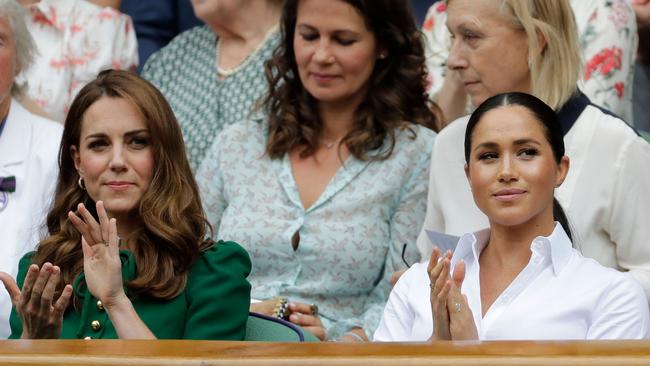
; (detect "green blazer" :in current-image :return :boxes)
[9,241,251,340]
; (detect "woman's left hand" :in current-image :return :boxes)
[68,201,126,308]
[446,261,478,340]
[287,302,326,341]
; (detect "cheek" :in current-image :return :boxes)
[78,154,107,178]
[136,152,155,186]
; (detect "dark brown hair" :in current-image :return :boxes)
[33,70,213,301]
[264,0,439,160]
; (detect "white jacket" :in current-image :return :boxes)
[0,99,62,338]
[417,95,650,301]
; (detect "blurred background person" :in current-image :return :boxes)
[16,0,138,122]
[0,0,62,339]
[197,0,437,341]
[120,0,201,73]
[632,0,650,133]
[416,0,650,301]
[1,70,251,340]
[142,0,283,171]
[422,0,638,128]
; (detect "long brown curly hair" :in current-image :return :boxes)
[32,70,213,301]
[264,0,439,161]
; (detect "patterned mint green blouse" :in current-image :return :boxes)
[196,118,436,339]
[142,26,279,170]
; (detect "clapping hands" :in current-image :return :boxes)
[428,246,478,341]
[68,201,126,309]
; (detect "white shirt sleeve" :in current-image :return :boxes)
[587,274,650,339]
[374,263,426,341]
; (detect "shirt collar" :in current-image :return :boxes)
[450,223,573,276]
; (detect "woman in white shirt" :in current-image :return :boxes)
[374,92,650,341]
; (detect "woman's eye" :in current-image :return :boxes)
[518,148,539,158]
[336,38,356,46]
[87,140,107,150]
[478,152,498,161]
[300,33,318,41]
[130,137,149,149]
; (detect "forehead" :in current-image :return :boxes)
[296,0,369,32]
[447,0,508,28]
[0,16,13,40]
[472,105,547,143]
[80,96,147,135]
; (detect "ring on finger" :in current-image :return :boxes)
[310,304,319,316]
[454,302,461,313]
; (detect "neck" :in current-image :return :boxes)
[483,209,556,269]
[210,2,281,45]
[0,96,11,123]
[317,102,358,142]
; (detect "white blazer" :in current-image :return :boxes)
[0,99,62,338]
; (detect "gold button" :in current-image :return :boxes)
[91,320,101,331]
[84,336,92,340]
[96,300,104,310]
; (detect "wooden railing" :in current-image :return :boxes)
[1,340,649,365]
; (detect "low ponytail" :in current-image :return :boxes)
[553,197,572,241]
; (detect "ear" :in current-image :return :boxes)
[377,45,388,60]
[70,145,82,174]
[464,163,470,181]
[555,155,569,188]
[536,29,548,55]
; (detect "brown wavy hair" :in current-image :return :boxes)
[32,70,213,301]
[264,0,439,160]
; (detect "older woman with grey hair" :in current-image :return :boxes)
[0,0,62,338]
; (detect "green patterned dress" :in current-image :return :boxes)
[142,25,279,171]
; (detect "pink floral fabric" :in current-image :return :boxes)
[18,0,138,121]
[422,0,638,123]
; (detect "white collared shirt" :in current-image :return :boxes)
[374,224,650,341]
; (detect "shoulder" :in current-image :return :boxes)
[577,106,647,152]
[213,119,267,154]
[568,250,646,304]
[11,100,62,151]
[384,124,437,159]
[190,240,252,278]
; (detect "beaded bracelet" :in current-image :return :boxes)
[272,297,290,320]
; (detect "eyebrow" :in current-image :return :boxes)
[83,129,149,141]
[296,24,360,37]
[473,138,542,152]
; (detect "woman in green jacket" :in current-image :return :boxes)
[0,70,251,340]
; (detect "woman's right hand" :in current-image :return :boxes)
[428,247,453,340]
[0,264,73,339]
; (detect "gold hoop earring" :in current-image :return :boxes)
[78,177,86,190]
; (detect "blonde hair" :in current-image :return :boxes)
[446,0,581,110]
[498,0,581,110]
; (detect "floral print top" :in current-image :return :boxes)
[422,0,638,123]
[18,0,138,122]
[196,118,435,340]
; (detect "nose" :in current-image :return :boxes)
[109,145,127,172]
[497,155,518,183]
[313,39,334,64]
[447,37,468,71]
